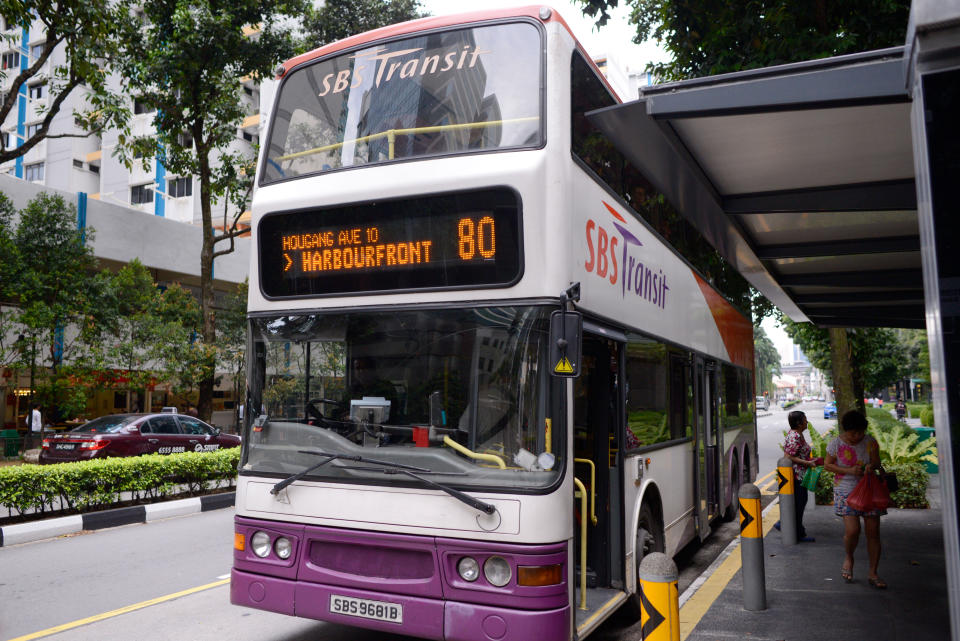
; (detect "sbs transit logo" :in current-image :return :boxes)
[584,201,669,310]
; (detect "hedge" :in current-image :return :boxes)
[0,448,240,520]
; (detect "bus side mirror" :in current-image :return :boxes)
[549,310,582,378]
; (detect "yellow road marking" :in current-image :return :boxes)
[760,476,779,495]
[7,579,230,641]
[754,468,776,486]
[679,504,779,640]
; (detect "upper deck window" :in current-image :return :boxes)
[261,21,543,185]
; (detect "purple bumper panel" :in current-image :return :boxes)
[232,516,571,640]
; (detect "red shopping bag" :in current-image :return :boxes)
[847,473,891,511]
[872,473,893,510]
[846,474,874,511]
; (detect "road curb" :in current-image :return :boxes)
[0,492,235,547]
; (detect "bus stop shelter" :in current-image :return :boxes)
[586,1,959,637]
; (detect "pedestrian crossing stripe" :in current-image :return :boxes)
[554,357,574,374]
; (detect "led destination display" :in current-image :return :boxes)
[259,188,522,298]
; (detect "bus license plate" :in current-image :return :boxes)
[54,443,76,450]
[329,595,403,624]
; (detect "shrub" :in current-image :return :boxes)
[920,407,935,427]
[907,402,928,419]
[812,462,928,508]
[0,448,240,519]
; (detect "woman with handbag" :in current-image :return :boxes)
[824,410,887,589]
[779,410,821,542]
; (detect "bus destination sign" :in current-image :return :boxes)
[259,188,522,298]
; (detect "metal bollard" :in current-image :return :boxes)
[777,456,797,545]
[739,483,766,611]
[637,552,680,641]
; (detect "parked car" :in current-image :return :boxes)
[756,396,769,411]
[39,413,240,464]
[823,402,838,419]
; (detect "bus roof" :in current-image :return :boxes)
[278,5,578,80]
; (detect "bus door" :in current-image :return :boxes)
[572,328,625,612]
[694,357,721,540]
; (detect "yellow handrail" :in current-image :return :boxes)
[443,436,506,469]
[275,116,540,162]
[574,458,598,526]
[573,477,588,610]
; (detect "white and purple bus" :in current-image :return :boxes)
[231,6,757,639]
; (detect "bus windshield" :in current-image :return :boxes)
[261,21,543,184]
[244,306,563,490]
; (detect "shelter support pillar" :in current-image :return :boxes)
[907,5,960,638]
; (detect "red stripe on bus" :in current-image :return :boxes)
[280,6,576,77]
[603,200,627,223]
[692,272,754,370]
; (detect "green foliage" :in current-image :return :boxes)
[577,0,910,82]
[0,0,131,164]
[812,462,929,508]
[299,0,426,52]
[627,410,668,445]
[871,428,937,466]
[0,449,240,519]
[920,407,935,427]
[907,402,928,419]
[753,325,780,396]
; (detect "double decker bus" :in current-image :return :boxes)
[231,6,757,640]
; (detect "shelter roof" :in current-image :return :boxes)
[587,47,921,328]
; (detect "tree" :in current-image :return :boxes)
[753,325,780,396]
[6,193,110,426]
[780,317,909,417]
[577,0,911,81]
[299,0,425,51]
[0,0,130,164]
[217,280,248,431]
[107,0,306,421]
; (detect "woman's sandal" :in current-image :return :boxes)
[868,577,888,590]
[841,567,853,583]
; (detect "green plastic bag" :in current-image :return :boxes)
[801,466,822,491]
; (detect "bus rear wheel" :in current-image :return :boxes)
[622,503,665,620]
[722,459,740,522]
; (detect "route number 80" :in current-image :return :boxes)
[458,216,496,260]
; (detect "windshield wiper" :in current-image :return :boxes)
[270,449,431,495]
[380,467,496,515]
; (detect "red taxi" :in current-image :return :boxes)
[39,413,240,464]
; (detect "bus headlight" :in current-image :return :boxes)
[457,557,480,582]
[274,536,293,560]
[251,531,271,558]
[483,556,511,587]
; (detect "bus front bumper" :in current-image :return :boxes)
[231,568,570,641]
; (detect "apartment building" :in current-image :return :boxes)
[0,14,262,227]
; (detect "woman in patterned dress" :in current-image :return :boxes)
[824,410,887,588]
[783,410,820,541]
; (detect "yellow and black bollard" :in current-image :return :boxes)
[637,552,680,641]
[777,456,797,545]
[739,483,767,611]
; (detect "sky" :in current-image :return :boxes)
[761,315,797,365]
[421,1,670,68]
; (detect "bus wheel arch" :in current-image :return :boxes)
[742,445,752,483]
[623,487,666,619]
[722,450,740,522]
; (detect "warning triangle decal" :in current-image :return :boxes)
[554,357,574,374]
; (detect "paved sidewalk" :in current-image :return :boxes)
[685,476,949,640]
